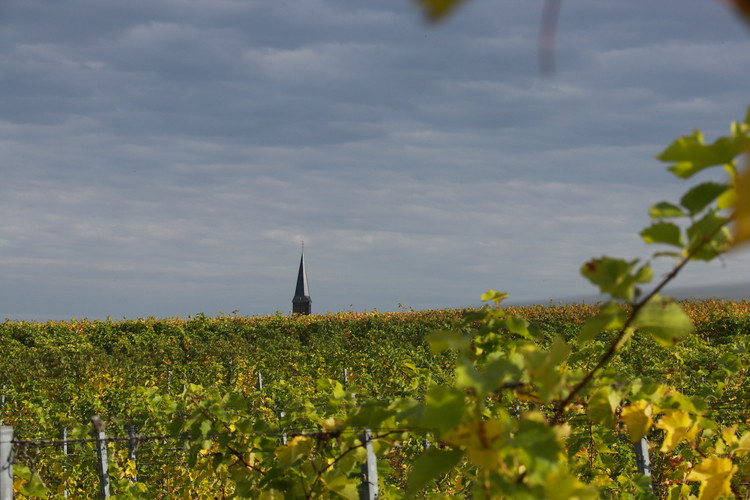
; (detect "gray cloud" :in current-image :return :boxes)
[2,0,750,320]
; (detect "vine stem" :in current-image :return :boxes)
[305,430,400,499]
[188,395,267,475]
[552,221,728,423]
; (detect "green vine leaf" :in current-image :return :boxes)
[422,386,466,434]
[632,296,694,347]
[406,448,463,496]
[586,386,621,428]
[732,162,750,247]
[680,182,730,215]
[658,129,750,179]
[686,210,732,260]
[640,221,684,247]
[649,201,686,219]
[577,302,625,344]
[580,257,644,302]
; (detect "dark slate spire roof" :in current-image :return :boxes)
[293,251,310,300]
[292,245,311,314]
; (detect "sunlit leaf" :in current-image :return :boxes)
[686,457,737,500]
[481,289,509,306]
[735,431,750,457]
[443,419,504,469]
[620,400,654,442]
[658,129,750,179]
[655,411,698,452]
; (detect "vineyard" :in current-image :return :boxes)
[1,301,749,498]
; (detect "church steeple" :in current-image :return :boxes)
[292,244,311,315]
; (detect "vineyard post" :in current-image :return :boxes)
[62,427,69,498]
[634,437,652,491]
[0,386,5,425]
[92,421,111,499]
[278,411,287,445]
[343,368,348,385]
[359,428,378,500]
[0,426,12,500]
[257,372,263,390]
[127,425,138,482]
[166,366,172,394]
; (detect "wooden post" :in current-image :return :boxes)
[257,372,263,390]
[0,426,13,500]
[359,429,378,499]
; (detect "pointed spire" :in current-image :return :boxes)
[292,243,311,315]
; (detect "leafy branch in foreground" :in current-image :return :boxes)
[155,111,749,499]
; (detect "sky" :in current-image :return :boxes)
[2,0,750,320]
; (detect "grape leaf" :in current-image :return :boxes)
[686,457,737,500]
[680,182,729,215]
[640,222,684,247]
[632,296,694,347]
[406,448,463,496]
[620,400,653,442]
[655,411,698,452]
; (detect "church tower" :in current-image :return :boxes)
[292,246,311,315]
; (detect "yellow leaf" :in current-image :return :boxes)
[732,161,750,247]
[620,400,653,442]
[543,472,600,499]
[275,436,312,467]
[686,457,737,500]
[319,417,343,432]
[259,490,285,500]
[735,430,750,457]
[655,411,697,452]
[721,425,738,447]
[443,419,504,470]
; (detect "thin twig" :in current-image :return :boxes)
[553,220,728,422]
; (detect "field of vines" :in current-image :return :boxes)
[0,299,749,499]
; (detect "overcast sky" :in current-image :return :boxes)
[2,0,750,320]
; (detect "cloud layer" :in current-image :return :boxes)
[2,0,750,319]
